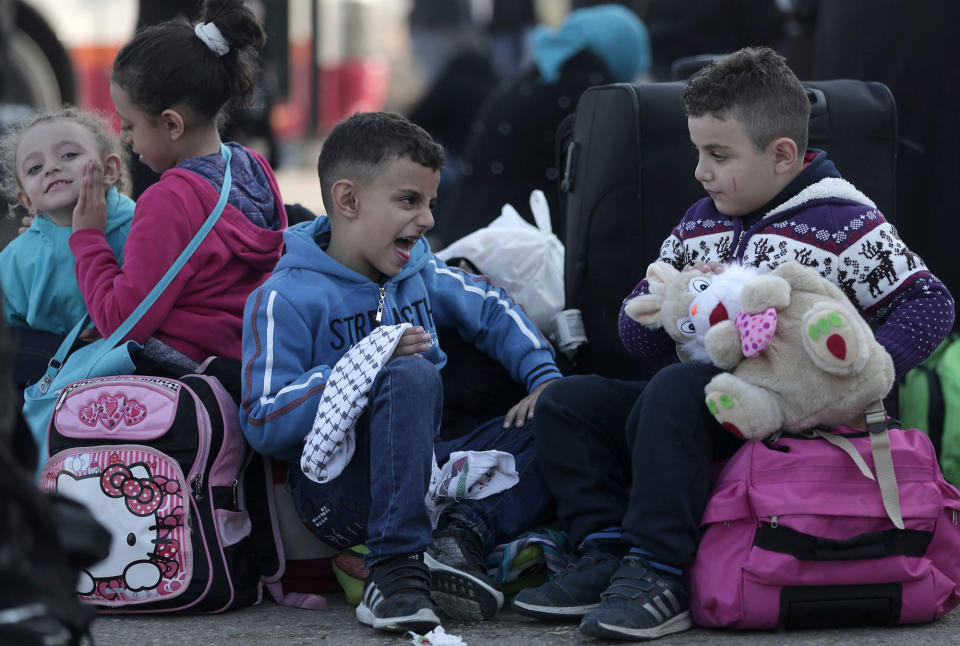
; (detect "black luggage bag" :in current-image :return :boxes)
[560,79,897,380]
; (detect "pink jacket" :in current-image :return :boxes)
[70,149,287,362]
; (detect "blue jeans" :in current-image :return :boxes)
[289,356,551,567]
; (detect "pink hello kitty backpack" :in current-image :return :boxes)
[37,369,291,613]
[690,424,960,629]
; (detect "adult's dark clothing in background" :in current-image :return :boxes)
[487,0,536,77]
[434,50,612,249]
[809,0,959,307]
[407,45,499,165]
[432,4,650,248]
[409,0,472,29]
[643,0,785,80]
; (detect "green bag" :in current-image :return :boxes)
[899,332,960,485]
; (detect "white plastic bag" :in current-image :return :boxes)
[436,190,564,330]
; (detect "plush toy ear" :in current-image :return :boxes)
[624,294,665,326]
[644,261,680,294]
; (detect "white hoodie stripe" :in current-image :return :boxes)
[430,260,543,349]
[259,289,325,406]
[260,290,277,404]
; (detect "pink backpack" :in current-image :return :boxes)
[690,426,960,629]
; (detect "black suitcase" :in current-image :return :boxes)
[560,79,897,380]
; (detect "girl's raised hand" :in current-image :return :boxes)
[72,159,107,232]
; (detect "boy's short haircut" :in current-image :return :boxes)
[681,47,810,155]
[316,112,445,214]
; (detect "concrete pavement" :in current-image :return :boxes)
[89,593,960,646]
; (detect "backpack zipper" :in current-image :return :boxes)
[55,375,179,410]
[183,385,211,501]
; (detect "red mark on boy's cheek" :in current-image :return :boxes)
[733,177,737,192]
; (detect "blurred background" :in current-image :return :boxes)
[0,0,956,297]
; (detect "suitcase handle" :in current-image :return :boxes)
[807,88,828,118]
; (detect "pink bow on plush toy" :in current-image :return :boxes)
[735,308,777,357]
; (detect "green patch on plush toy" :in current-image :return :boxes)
[624,261,894,440]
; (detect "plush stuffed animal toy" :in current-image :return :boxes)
[624,260,894,440]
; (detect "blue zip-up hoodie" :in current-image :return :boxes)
[240,216,562,461]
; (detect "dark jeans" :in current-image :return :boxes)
[533,362,744,566]
[289,355,551,567]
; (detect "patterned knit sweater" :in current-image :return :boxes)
[618,152,955,379]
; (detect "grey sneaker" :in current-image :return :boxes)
[579,555,692,640]
[355,553,442,633]
[511,548,622,620]
[425,522,504,621]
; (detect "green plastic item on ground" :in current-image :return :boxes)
[332,545,370,607]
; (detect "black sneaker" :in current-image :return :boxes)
[579,555,691,640]
[425,522,504,621]
[355,553,442,633]
[511,547,622,620]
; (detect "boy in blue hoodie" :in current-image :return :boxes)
[239,112,562,633]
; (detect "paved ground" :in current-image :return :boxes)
[88,592,960,646]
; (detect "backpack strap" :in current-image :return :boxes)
[864,399,904,529]
[812,399,905,529]
[810,428,875,480]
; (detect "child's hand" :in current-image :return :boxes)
[18,214,34,234]
[503,379,557,429]
[390,326,433,360]
[684,261,725,274]
[72,159,107,232]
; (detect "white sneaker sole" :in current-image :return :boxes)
[511,597,599,619]
[355,604,441,633]
[583,610,692,640]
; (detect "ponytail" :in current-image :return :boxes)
[111,0,266,125]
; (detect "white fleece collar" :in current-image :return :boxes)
[765,177,876,219]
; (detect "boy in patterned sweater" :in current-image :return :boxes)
[513,47,954,640]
